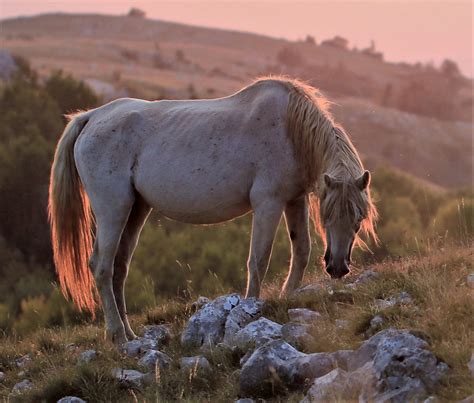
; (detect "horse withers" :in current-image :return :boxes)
[48,77,377,345]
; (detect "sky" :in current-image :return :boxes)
[1,0,472,76]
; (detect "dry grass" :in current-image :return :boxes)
[0,245,472,401]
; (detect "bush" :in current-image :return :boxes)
[432,198,473,240]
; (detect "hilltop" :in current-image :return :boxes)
[1,12,472,188]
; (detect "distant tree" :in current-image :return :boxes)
[276,45,305,67]
[127,7,146,18]
[305,35,316,45]
[440,59,461,77]
[45,70,99,118]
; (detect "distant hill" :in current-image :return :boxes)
[1,13,472,188]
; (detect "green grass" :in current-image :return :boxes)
[0,245,472,401]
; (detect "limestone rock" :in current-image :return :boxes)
[287,308,321,324]
[78,349,97,364]
[180,356,212,377]
[122,337,157,358]
[468,352,474,376]
[234,317,282,353]
[143,325,171,347]
[467,273,474,289]
[57,397,86,403]
[181,294,240,349]
[223,298,264,346]
[0,371,5,382]
[12,379,33,394]
[111,368,151,389]
[138,349,172,372]
[374,291,413,310]
[281,322,315,349]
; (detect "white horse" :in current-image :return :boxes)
[49,77,377,345]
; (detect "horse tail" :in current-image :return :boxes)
[48,111,97,315]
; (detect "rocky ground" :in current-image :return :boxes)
[0,247,473,402]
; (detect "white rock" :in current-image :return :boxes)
[12,379,33,394]
[369,315,385,331]
[335,319,350,329]
[234,317,282,353]
[179,356,212,376]
[78,349,97,364]
[0,371,5,382]
[468,353,474,376]
[467,273,474,289]
[15,354,31,368]
[143,325,171,347]
[281,322,315,348]
[111,368,151,389]
[57,397,86,403]
[122,337,157,358]
[375,292,413,310]
[288,308,321,324]
[181,294,241,349]
[223,298,264,346]
[294,283,325,296]
[138,349,172,372]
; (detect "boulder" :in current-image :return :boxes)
[122,337,157,358]
[287,308,321,324]
[57,397,86,403]
[181,294,240,349]
[143,325,171,347]
[180,356,212,377]
[111,368,152,389]
[12,379,33,394]
[239,340,306,397]
[223,298,264,346]
[281,322,315,349]
[138,349,172,372]
[468,352,474,376]
[78,349,97,364]
[234,317,282,353]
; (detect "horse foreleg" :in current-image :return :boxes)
[245,198,284,298]
[280,196,311,296]
[113,196,151,340]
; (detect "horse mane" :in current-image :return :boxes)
[253,76,378,246]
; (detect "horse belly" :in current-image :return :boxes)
[134,155,253,224]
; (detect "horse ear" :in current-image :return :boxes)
[356,170,370,190]
[324,173,336,189]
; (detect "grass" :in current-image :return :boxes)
[0,244,472,402]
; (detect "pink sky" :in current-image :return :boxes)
[1,0,472,76]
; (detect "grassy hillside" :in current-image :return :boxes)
[0,244,472,401]
[1,13,472,188]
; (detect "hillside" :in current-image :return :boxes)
[0,245,472,401]
[1,13,472,188]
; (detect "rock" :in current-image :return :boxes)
[0,371,5,382]
[239,340,306,397]
[294,283,325,296]
[423,397,440,403]
[12,379,33,394]
[181,294,240,349]
[369,315,385,332]
[373,343,448,401]
[78,349,97,364]
[468,353,474,376]
[15,354,31,368]
[235,399,255,403]
[0,50,17,82]
[347,328,427,371]
[111,368,151,389]
[57,397,86,403]
[234,317,282,353]
[374,291,413,310]
[281,322,315,349]
[143,325,171,347]
[191,296,210,311]
[223,298,264,346]
[467,273,474,289]
[180,356,212,377]
[138,349,172,372]
[355,269,379,284]
[292,352,337,382]
[287,308,321,324]
[459,396,474,403]
[122,337,157,358]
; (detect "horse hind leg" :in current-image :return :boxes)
[113,195,151,340]
[89,188,135,346]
